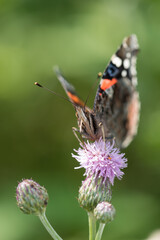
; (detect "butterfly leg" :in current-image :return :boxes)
[98,122,106,142]
[72,127,83,144]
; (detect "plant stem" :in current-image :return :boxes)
[95,223,105,240]
[39,212,63,240]
[88,212,96,240]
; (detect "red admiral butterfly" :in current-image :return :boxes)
[55,35,140,148]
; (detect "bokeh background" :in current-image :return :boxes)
[0,0,160,239]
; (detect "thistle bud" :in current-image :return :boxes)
[78,176,112,212]
[16,179,48,215]
[94,201,115,224]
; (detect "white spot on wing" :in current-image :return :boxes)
[132,77,138,86]
[121,70,127,77]
[130,66,137,76]
[131,56,137,65]
[126,52,131,58]
[112,55,122,67]
[123,59,130,69]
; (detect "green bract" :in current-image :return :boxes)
[94,202,115,224]
[16,179,48,215]
[78,176,112,212]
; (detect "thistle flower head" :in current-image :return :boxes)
[78,175,111,212]
[16,179,48,215]
[94,201,116,224]
[72,138,127,185]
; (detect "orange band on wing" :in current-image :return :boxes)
[100,78,117,91]
[67,91,84,106]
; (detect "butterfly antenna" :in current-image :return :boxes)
[84,72,102,108]
[34,82,75,106]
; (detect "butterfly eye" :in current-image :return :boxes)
[107,64,119,78]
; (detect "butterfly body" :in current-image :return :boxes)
[55,34,140,148]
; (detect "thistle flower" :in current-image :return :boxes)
[94,201,116,224]
[72,138,127,185]
[16,179,48,215]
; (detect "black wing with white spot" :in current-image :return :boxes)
[94,35,140,148]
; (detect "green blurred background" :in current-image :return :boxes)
[0,0,160,239]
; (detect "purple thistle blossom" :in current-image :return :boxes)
[72,138,127,185]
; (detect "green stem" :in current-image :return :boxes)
[88,212,96,240]
[95,223,105,240]
[39,212,63,240]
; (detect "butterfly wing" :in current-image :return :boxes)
[54,67,85,107]
[94,35,140,148]
[55,67,96,140]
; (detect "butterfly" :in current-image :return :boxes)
[55,34,140,149]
